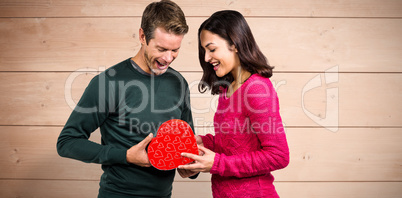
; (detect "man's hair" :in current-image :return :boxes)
[141,0,189,44]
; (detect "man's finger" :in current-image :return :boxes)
[177,168,197,178]
[139,133,153,147]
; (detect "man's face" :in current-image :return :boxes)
[142,27,184,75]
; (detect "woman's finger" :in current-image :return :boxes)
[197,145,212,154]
[181,152,202,161]
[178,163,201,171]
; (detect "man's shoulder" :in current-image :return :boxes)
[165,67,187,81]
[100,58,135,79]
[166,66,181,76]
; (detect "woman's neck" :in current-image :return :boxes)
[227,66,251,97]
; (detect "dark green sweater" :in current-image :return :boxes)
[57,58,194,197]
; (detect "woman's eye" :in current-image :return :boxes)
[210,49,216,52]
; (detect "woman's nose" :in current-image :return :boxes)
[204,53,211,63]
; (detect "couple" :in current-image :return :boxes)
[57,0,289,197]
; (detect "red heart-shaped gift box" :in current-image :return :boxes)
[148,119,198,170]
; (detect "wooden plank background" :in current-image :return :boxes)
[0,0,401,197]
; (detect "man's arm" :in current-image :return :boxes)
[57,74,128,165]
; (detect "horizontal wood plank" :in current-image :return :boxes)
[0,179,401,198]
[274,181,402,198]
[1,0,401,196]
[188,72,402,127]
[1,126,401,182]
[1,18,401,72]
[0,0,401,18]
[0,72,400,127]
[0,179,101,198]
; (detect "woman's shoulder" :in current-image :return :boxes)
[245,74,274,93]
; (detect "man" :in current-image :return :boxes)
[57,1,197,197]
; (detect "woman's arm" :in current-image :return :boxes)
[210,79,290,178]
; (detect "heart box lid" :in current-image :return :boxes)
[147,119,198,170]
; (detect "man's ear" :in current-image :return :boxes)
[139,28,146,45]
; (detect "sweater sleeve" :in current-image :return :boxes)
[200,134,215,152]
[56,74,128,165]
[210,79,289,178]
[181,82,194,133]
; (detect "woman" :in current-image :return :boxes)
[178,10,289,197]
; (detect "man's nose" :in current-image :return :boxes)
[163,51,174,63]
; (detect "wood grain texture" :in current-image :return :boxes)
[0,180,401,198]
[275,182,402,198]
[1,126,400,182]
[0,0,401,17]
[1,18,401,72]
[0,72,400,127]
[0,0,401,197]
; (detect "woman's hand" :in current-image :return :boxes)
[196,135,203,146]
[195,135,205,155]
[178,145,215,173]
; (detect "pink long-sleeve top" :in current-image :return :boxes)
[201,74,290,198]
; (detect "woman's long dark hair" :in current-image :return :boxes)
[198,10,274,95]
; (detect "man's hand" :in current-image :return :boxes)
[126,133,153,167]
[177,166,199,178]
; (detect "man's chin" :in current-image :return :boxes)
[151,68,168,75]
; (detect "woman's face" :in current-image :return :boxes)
[200,30,241,77]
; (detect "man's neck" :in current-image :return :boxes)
[131,50,151,74]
